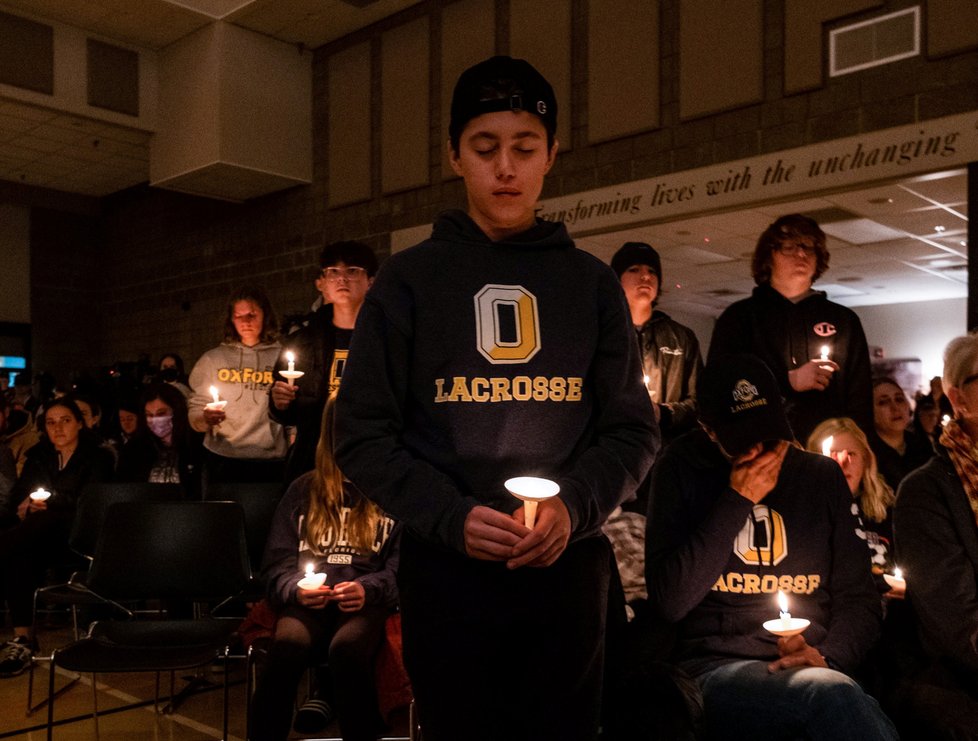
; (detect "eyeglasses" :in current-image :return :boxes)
[322,267,367,282]
[775,240,817,257]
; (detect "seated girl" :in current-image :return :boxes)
[251,396,400,741]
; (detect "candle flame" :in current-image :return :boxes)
[820,345,830,361]
[642,374,650,385]
[821,435,833,457]
[893,567,903,580]
[942,414,951,427]
[777,590,789,614]
[286,351,295,363]
[305,562,314,576]
[209,385,220,403]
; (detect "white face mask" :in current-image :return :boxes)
[146,414,173,440]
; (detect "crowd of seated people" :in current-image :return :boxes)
[0,249,974,739]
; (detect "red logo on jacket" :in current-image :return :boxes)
[813,322,836,337]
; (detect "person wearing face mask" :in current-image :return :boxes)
[117,383,203,498]
[157,353,192,398]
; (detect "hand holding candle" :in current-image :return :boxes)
[29,488,51,502]
[297,562,327,591]
[279,351,305,387]
[884,566,906,593]
[763,590,810,637]
[504,476,560,529]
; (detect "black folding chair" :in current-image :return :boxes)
[28,482,184,715]
[45,500,251,740]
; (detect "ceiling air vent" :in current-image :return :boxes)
[829,6,920,77]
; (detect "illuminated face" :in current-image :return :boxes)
[873,382,911,437]
[769,237,817,289]
[45,404,83,451]
[232,300,264,347]
[449,110,556,242]
[826,430,866,495]
[619,264,660,308]
[315,261,373,308]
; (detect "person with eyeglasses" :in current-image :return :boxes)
[187,285,288,489]
[708,214,873,444]
[269,241,378,488]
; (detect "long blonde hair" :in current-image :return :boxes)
[806,417,894,523]
[304,394,382,552]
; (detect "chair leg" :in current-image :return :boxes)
[92,673,100,740]
[223,647,231,741]
[46,656,55,741]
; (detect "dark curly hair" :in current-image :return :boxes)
[751,214,830,286]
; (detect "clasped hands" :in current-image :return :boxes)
[768,633,828,673]
[463,499,571,569]
[296,581,365,612]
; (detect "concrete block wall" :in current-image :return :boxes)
[27,0,978,379]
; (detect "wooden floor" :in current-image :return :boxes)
[0,616,407,741]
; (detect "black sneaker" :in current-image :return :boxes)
[0,637,33,678]
[293,697,333,734]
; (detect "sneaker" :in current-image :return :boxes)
[0,637,33,678]
[293,697,333,734]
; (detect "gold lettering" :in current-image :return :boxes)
[712,575,729,592]
[263,371,274,384]
[793,575,808,593]
[760,575,778,593]
[566,377,583,401]
[743,574,761,594]
[470,377,490,402]
[550,376,567,401]
[490,377,512,402]
[217,368,231,382]
[512,376,532,401]
[532,376,549,401]
[727,573,742,593]
[242,367,253,383]
[448,377,472,402]
[778,575,794,592]
[807,574,820,594]
[434,378,449,403]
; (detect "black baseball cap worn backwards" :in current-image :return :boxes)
[697,354,794,457]
[449,56,557,146]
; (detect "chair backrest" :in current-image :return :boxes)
[87,501,251,602]
[204,481,283,571]
[69,482,184,559]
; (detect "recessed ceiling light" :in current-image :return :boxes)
[935,225,946,232]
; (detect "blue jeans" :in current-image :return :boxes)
[695,659,898,740]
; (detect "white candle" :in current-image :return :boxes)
[279,351,304,387]
[210,385,220,404]
[884,566,906,591]
[29,488,51,502]
[297,561,327,590]
[894,567,903,581]
[286,351,295,373]
[819,345,830,362]
[504,476,560,529]
[778,590,791,631]
[821,435,833,457]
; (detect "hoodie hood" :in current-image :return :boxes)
[431,209,573,252]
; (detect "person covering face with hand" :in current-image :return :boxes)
[646,354,897,740]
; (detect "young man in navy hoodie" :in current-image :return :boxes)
[646,354,897,739]
[335,57,657,740]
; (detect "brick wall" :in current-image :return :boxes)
[42,0,978,376]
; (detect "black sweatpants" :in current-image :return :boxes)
[398,532,611,741]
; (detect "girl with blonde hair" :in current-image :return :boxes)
[807,417,897,592]
[252,395,400,741]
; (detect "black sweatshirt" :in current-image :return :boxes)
[708,284,873,443]
[646,430,881,676]
[335,210,659,555]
